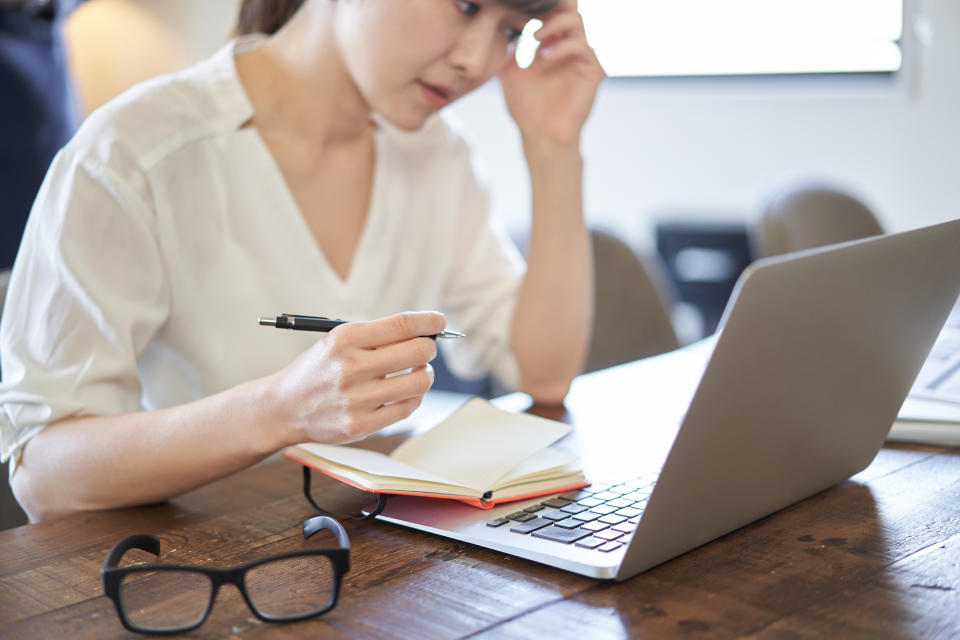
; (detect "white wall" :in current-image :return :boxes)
[449,0,960,250]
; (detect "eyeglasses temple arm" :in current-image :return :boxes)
[302,515,351,550]
[102,534,161,571]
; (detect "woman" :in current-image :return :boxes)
[1,0,603,521]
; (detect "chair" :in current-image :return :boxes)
[655,221,754,337]
[754,184,884,258]
[585,229,679,373]
[1,268,29,529]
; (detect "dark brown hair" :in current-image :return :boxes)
[235,0,560,36]
[236,0,307,35]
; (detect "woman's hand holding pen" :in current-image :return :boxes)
[498,0,604,152]
[267,311,447,445]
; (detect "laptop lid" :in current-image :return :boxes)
[618,217,960,579]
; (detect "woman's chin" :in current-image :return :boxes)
[376,106,436,132]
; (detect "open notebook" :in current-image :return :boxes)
[284,398,587,509]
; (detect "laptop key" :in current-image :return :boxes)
[580,521,609,532]
[598,514,628,525]
[577,497,604,508]
[487,518,509,527]
[523,504,545,513]
[560,503,589,514]
[589,504,618,515]
[613,523,636,534]
[598,541,624,553]
[531,526,593,544]
[542,510,569,521]
[575,537,606,549]
[607,498,634,509]
[507,512,536,522]
[562,489,595,500]
[595,529,623,541]
[554,518,584,529]
[591,491,618,501]
[617,507,643,518]
[509,517,554,534]
[571,511,601,522]
[541,497,574,508]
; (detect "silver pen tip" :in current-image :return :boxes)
[258,317,277,326]
[438,329,467,339]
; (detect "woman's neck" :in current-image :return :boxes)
[235,1,372,153]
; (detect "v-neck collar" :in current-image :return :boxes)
[253,129,386,293]
[220,36,388,294]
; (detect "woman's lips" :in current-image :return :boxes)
[419,81,452,109]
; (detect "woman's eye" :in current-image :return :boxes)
[504,26,524,42]
[455,0,480,16]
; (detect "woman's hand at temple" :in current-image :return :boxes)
[499,0,604,151]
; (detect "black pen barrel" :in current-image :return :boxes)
[276,315,343,332]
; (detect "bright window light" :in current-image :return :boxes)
[575,0,903,77]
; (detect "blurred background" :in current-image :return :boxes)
[30,0,955,330]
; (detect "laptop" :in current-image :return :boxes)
[378,218,960,580]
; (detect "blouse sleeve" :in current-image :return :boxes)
[0,146,170,477]
[437,136,525,391]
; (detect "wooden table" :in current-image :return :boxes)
[2,372,960,638]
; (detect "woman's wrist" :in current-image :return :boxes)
[244,373,301,454]
[523,143,583,192]
[522,135,582,167]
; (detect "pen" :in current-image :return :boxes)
[258,314,466,340]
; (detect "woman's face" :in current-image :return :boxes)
[333,0,534,130]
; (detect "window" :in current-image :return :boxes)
[573,0,904,77]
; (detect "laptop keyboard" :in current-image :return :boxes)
[486,472,659,553]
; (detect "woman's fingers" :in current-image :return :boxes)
[365,337,437,378]
[338,311,447,349]
[336,365,435,438]
[533,10,586,50]
[375,364,435,406]
[369,396,425,432]
[535,39,595,68]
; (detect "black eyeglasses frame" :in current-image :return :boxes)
[101,515,350,636]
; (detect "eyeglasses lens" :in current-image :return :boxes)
[120,569,212,632]
[244,554,337,619]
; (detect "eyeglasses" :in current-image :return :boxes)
[101,515,350,635]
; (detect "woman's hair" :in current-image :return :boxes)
[235,0,560,37]
[236,0,307,35]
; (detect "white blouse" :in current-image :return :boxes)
[0,38,524,475]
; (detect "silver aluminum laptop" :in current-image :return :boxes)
[378,218,960,580]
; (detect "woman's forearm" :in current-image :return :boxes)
[11,311,444,522]
[11,375,288,521]
[511,142,593,404]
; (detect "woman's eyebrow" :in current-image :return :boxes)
[495,0,557,17]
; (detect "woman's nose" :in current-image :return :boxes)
[446,25,504,82]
